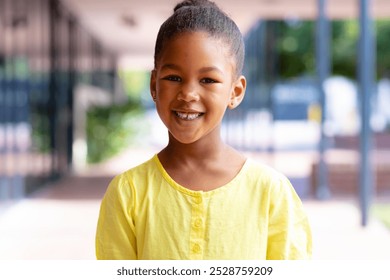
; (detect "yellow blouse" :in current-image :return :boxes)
[96,155,312,260]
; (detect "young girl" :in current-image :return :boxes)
[96,0,312,260]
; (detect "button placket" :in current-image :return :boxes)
[189,195,205,259]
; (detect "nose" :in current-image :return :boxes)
[177,82,200,102]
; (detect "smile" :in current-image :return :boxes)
[174,111,204,120]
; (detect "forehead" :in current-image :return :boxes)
[157,31,235,70]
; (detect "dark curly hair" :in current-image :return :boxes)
[153,0,245,77]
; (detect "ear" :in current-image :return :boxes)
[228,75,246,109]
[150,69,157,102]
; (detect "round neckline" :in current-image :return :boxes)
[152,154,249,197]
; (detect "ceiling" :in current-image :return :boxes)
[61,0,390,69]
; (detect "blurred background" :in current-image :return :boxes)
[0,0,389,260]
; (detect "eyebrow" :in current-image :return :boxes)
[199,66,224,75]
[161,64,224,75]
[161,64,180,71]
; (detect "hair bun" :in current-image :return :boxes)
[174,0,218,12]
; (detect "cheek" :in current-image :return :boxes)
[155,103,170,127]
[156,82,177,98]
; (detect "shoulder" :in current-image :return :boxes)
[105,155,159,198]
[243,159,290,186]
[122,155,159,179]
[241,158,300,201]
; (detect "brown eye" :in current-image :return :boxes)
[163,75,181,82]
[200,78,217,84]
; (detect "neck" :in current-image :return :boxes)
[157,131,246,191]
[160,132,229,164]
[173,134,226,157]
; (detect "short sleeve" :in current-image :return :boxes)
[266,175,312,260]
[95,173,137,259]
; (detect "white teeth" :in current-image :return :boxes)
[175,111,202,120]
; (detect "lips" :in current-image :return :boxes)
[174,111,204,120]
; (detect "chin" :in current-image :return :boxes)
[174,138,199,145]
[169,133,201,145]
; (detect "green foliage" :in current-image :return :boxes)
[373,203,390,230]
[331,20,359,78]
[86,100,144,163]
[118,70,150,101]
[30,110,51,153]
[276,21,316,78]
[86,70,151,164]
[275,19,390,79]
[376,20,390,78]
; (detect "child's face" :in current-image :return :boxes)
[151,31,246,145]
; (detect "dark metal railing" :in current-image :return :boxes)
[0,0,117,201]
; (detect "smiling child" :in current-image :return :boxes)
[95,0,312,260]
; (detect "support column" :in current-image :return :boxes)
[358,0,375,227]
[315,0,331,200]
